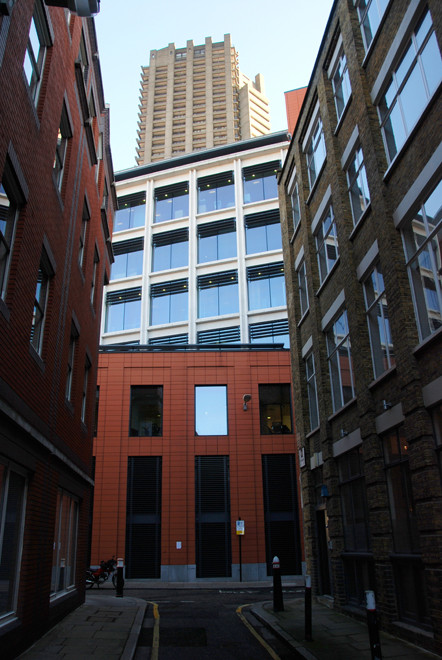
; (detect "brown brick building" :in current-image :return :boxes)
[0,2,114,656]
[278,0,441,654]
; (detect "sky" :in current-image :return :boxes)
[95,0,334,172]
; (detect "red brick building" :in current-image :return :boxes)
[0,2,114,656]
[93,347,302,581]
[284,87,307,135]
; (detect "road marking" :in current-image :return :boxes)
[236,604,281,660]
[147,601,160,660]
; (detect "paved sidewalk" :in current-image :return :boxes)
[252,598,440,660]
[18,593,146,660]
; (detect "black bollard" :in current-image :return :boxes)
[272,556,284,612]
[305,574,312,640]
[366,591,382,660]
[116,558,125,598]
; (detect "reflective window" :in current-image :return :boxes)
[111,238,144,280]
[105,287,142,332]
[355,0,389,52]
[198,270,239,318]
[249,319,289,348]
[0,464,26,617]
[243,161,280,204]
[115,193,146,232]
[259,384,292,434]
[363,262,395,378]
[297,259,309,317]
[346,146,370,225]
[150,279,188,325]
[331,46,351,121]
[198,219,236,263]
[195,385,228,435]
[0,179,20,299]
[306,116,326,189]
[290,180,301,232]
[152,229,188,272]
[305,352,319,431]
[130,385,163,436]
[197,171,235,213]
[30,252,53,356]
[65,324,78,402]
[23,1,50,103]
[154,182,189,223]
[401,180,442,341]
[53,103,72,192]
[51,490,78,596]
[247,263,286,310]
[325,309,354,412]
[315,205,339,283]
[378,8,441,163]
[245,210,282,254]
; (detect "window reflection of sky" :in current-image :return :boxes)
[195,385,227,435]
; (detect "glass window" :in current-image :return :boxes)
[115,194,146,232]
[315,205,339,283]
[0,464,26,617]
[90,248,99,306]
[346,146,370,225]
[430,403,442,478]
[30,256,52,356]
[259,384,292,434]
[297,259,309,317]
[51,490,78,595]
[78,202,89,269]
[355,0,389,52]
[53,103,72,192]
[245,210,282,254]
[154,183,189,223]
[331,47,352,121]
[81,357,91,423]
[65,324,78,402]
[152,230,188,272]
[326,309,355,412]
[401,180,441,341]
[338,447,370,552]
[306,115,326,189]
[198,271,239,318]
[198,219,236,263]
[247,263,286,311]
[243,161,280,204]
[363,262,395,378]
[249,319,290,348]
[197,172,235,213]
[105,287,142,332]
[23,1,50,103]
[0,181,19,300]
[290,180,301,232]
[305,352,319,431]
[378,8,442,164]
[150,279,188,325]
[195,385,228,436]
[130,385,163,436]
[112,239,144,280]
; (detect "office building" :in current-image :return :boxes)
[284,87,307,134]
[278,0,441,654]
[0,2,114,656]
[136,35,271,165]
[91,131,304,581]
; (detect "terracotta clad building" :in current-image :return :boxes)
[91,132,304,581]
[284,87,307,135]
[0,1,114,656]
[278,0,441,654]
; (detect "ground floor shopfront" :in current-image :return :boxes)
[91,346,304,580]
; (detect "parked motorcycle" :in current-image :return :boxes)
[86,557,117,589]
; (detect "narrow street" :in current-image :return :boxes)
[125,586,303,659]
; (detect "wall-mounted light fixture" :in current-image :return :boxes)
[243,394,252,411]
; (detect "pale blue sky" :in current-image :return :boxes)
[95,0,333,172]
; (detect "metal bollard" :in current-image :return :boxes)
[116,558,125,598]
[272,556,284,612]
[305,574,312,640]
[366,590,382,659]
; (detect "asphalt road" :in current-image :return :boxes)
[127,586,301,659]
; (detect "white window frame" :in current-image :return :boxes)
[287,166,301,237]
[354,0,390,54]
[372,3,442,167]
[0,183,19,300]
[30,260,50,355]
[51,490,78,598]
[295,247,309,319]
[313,203,339,285]
[328,35,352,123]
[322,299,355,413]
[362,262,396,379]
[341,127,371,226]
[23,0,52,104]
[305,350,319,431]
[302,102,326,191]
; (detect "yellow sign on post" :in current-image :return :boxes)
[236,520,245,535]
